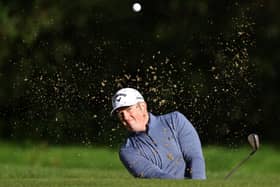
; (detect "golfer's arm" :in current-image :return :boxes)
[119,149,177,179]
[188,153,206,179]
[180,129,206,179]
[176,112,206,179]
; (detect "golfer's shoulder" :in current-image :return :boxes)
[156,111,188,130]
[159,111,186,121]
[119,137,133,153]
[120,134,138,149]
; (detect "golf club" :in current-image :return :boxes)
[224,133,260,179]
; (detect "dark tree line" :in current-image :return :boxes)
[0,0,279,146]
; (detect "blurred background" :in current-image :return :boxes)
[0,0,279,147]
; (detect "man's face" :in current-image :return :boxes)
[116,102,148,132]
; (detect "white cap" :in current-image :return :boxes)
[111,88,144,115]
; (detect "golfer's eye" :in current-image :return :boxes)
[127,105,138,112]
[127,106,134,111]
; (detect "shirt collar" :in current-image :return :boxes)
[145,112,157,133]
[133,112,156,135]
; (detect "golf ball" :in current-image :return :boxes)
[132,3,142,12]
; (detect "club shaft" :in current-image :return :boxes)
[224,151,255,179]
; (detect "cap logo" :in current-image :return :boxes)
[114,93,127,103]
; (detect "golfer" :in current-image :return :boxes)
[111,88,206,179]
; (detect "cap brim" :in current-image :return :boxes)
[110,104,133,116]
[110,99,145,116]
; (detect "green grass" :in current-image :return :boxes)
[0,142,280,187]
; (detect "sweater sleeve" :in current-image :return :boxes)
[174,112,206,179]
[119,147,179,179]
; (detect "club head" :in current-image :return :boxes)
[225,133,260,179]
[248,134,260,152]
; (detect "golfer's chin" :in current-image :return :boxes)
[132,127,147,133]
[127,123,145,132]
